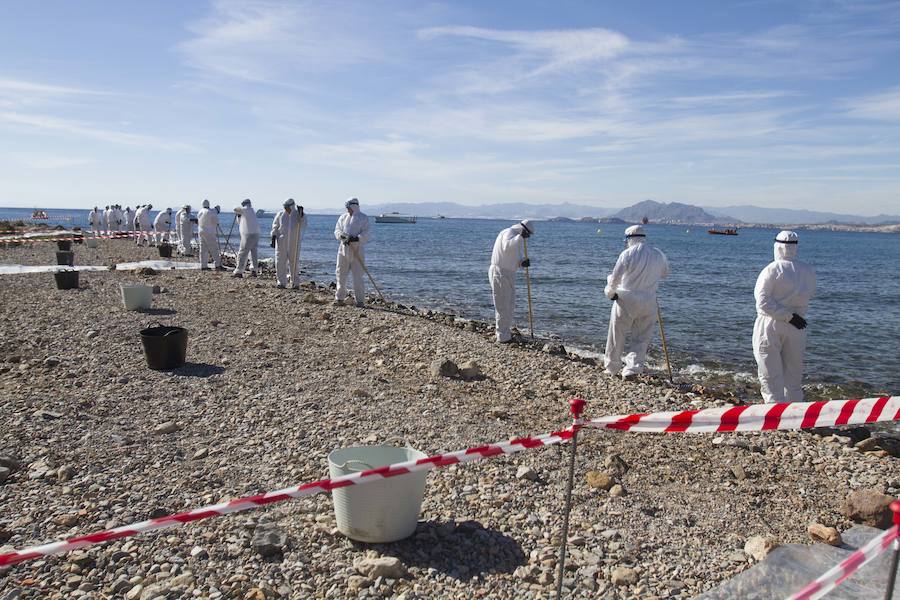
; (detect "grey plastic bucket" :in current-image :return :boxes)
[56,251,74,266]
[328,441,428,543]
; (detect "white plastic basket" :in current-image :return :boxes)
[120,283,152,311]
[328,440,428,543]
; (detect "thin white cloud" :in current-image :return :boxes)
[843,86,900,121]
[0,78,105,96]
[0,112,195,151]
[14,154,95,169]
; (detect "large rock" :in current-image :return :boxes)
[354,556,406,579]
[842,489,894,528]
[457,360,483,380]
[744,536,779,561]
[251,523,288,557]
[585,471,614,491]
[430,358,458,378]
[611,566,637,585]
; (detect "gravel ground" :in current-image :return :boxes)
[0,239,896,600]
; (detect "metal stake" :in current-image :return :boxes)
[555,398,586,598]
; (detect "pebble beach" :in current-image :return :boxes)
[0,238,897,599]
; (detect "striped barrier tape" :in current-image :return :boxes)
[584,396,899,433]
[0,231,141,244]
[0,425,578,567]
[786,523,899,600]
[0,397,897,569]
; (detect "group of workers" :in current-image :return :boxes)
[88,205,133,234]
[489,223,817,404]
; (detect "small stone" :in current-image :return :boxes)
[744,536,779,561]
[57,465,75,481]
[354,556,406,579]
[191,448,209,460]
[68,552,94,568]
[35,409,63,420]
[244,589,266,600]
[430,358,458,378]
[86,330,99,339]
[808,523,842,546]
[190,545,209,559]
[730,465,747,481]
[169,573,195,588]
[43,357,61,367]
[611,566,637,586]
[0,456,21,471]
[457,360,483,380]
[0,467,9,484]
[53,513,80,527]
[516,466,538,482]
[842,489,893,528]
[152,421,180,435]
[251,523,288,557]
[347,576,372,591]
[609,484,625,497]
[351,388,371,399]
[124,584,143,600]
[604,454,629,476]
[585,471,614,491]
[854,437,879,452]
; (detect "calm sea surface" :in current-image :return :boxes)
[3,207,898,398]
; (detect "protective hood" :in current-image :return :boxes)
[202,199,210,209]
[774,230,799,260]
[283,198,295,209]
[519,219,535,236]
[241,199,252,207]
[345,197,359,212]
[624,224,646,248]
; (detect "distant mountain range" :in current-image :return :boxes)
[366,200,899,225]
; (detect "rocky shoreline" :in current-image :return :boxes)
[0,239,897,599]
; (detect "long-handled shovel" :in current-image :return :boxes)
[523,238,535,339]
[349,242,387,303]
[656,298,674,383]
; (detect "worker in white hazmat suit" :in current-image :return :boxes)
[488,220,535,343]
[271,199,308,288]
[753,231,816,403]
[197,199,222,270]
[333,198,371,306]
[136,205,153,246]
[124,207,134,233]
[153,208,171,245]
[175,205,194,256]
[232,199,260,278]
[103,206,113,233]
[88,207,103,235]
[603,225,669,379]
[112,205,123,232]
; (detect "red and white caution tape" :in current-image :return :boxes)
[0,231,141,244]
[785,525,899,600]
[0,426,576,567]
[585,396,899,433]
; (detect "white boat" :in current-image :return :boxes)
[375,212,417,224]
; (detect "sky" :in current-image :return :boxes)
[1,0,899,215]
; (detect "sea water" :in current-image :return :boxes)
[3,207,898,398]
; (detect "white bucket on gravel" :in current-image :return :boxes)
[120,283,152,311]
[328,441,428,543]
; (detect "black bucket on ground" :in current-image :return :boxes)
[158,244,172,258]
[140,325,188,370]
[54,270,79,290]
[56,240,72,251]
[56,251,74,266]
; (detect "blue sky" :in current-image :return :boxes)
[1,0,899,215]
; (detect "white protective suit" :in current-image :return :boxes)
[88,208,103,234]
[136,206,153,246]
[175,207,193,255]
[153,210,171,244]
[124,208,134,233]
[272,203,308,288]
[333,200,372,305]
[488,220,535,343]
[752,231,817,403]
[197,202,221,268]
[603,225,669,377]
[112,206,123,232]
[232,202,260,276]
[104,207,114,233]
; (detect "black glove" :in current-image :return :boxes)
[270,235,277,248]
[340,234,350,244]
[349,235,360,243]
[611,293,618,302]
[521,258,530,268]
[789,313,807,330]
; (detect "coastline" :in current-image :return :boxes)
[0,238,897,599]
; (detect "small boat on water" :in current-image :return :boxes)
[375,212,417,224]
[32,210,49,219]
[708,228,738,236]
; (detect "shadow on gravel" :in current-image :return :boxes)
[171,362,225,378]
[357,519,525,581]
[138,307,177,316]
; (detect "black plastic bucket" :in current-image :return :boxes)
[140,325,188,370]
[56,240,72,251]
[158,244,172,258]
[54,270,79,290]
[56,251,74,266]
